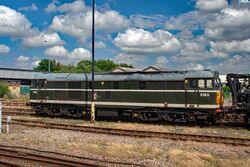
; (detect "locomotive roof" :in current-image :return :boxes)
[32,70,219,81]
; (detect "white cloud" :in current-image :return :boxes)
[45,45,91,63]
[196,0,228,12]
[207,55,250,74]
[45,0,59,13]
[45,0,87,13]
[0,44,10,54]
[173,36,229,62]
[205,8,250,40]
[210,39,250,53]
[69,48,91,60]
[22,32,64,48]
[173,40,208,62]
[18,3,38,11]
[113,53,146,67]
[114,28,181,54]
[15,55,31,69]
[0,5,64,49]
[155,56,169,67]
[178,63,205,71]
[32,60,41,67]
[95,41,106,48]
[130,14,167,29]
[176,30,194,39]
[50,2,129,41]
[16,55,30,63]
[0,5,34,37]
[45,45,68,57]
[165,11,209,31]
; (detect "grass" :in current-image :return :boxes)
[64,139,162,160]
[0,124,249,167]
[167,149,220,167]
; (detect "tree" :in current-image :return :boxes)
[34,59,133,73]
[76,60,92,73]
[33,59,61,72]
[95,60,118,72]
[55,64,78,73]
[0,82,10,98]
[119,63,133,68]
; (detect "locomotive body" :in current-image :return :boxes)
[30,70,223,123]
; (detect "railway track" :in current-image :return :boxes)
[3,118,250,147]
[0,147,97,166]
[2,106,33,111]
[1,111,35,116]
[1,101,29,108]
[2,103,34,116]
[0,145,140,167]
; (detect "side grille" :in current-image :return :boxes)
[68,91,81,100]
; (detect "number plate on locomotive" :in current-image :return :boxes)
[200,93,210,97]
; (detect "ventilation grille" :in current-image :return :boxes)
[68,91,81,100]
[68,82,82,89]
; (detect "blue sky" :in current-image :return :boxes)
[0,0,249,74]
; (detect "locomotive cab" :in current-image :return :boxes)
[184,77,223,109]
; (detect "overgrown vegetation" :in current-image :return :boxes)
[0,82,10,98]
[223,86,231,99]
[33,59,133,73]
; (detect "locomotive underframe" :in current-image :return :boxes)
[31,103,221,123]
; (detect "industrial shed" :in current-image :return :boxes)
[0,68,42,97]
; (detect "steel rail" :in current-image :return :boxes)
[0,159,22,167]
[0,147,99,167]
[2,111,35,116]
[0,145,143,167]
[4,118,250,147]
[1,101,28,104]
[2,106,32,110]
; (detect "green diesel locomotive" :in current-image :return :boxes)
[30,70,223,123]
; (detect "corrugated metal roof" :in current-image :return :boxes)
[32,70,218,81]
[0,68,41,79]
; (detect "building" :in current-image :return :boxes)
[0,68,42,97]
[112,67,141,73]
[142,66,171,72]
[112,66,172,73]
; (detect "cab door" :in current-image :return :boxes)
[185,79,199,108]
[37,79,47,103]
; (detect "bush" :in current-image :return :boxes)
[223,86,231,99]
[0,82,10,98]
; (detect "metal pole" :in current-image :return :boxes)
[44,40,50,73]
[90,0,95,123]
[0,102,2,134]
[7,116,11,134]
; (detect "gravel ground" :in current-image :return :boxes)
[0,124,249,167]
[7,115,250,139]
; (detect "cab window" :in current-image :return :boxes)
[40,80,46,88]
[214,79,221,88]
[198,80,205,88]
[31,80,37,88]
[206,79,213,88]
[198,79,214,89]
[188,80,197,89]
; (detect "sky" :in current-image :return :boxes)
[0,0,250,74]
